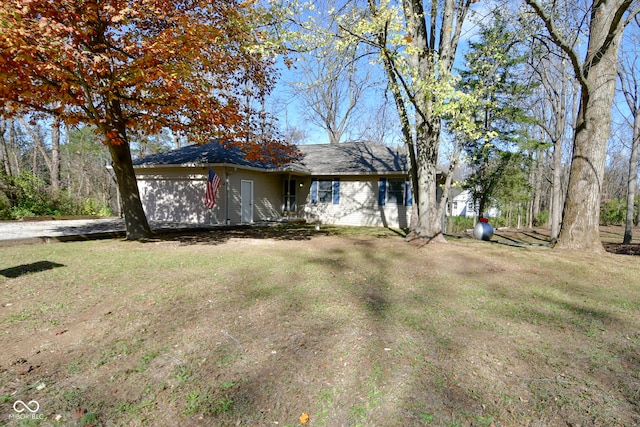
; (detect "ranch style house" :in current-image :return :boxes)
[132,141,420,229]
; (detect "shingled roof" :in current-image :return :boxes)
[132,141,300,170]
[297,142,407,175]
[132,141,408,176]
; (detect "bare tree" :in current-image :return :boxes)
[18,116,61,192]
[525,0,640,251]
[0,117,18,177]
[617,16,640,243]
[354,91,402,146]
[292,41,376,144]
[527,45,577,241]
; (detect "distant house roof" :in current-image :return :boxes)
[133,141,409,176]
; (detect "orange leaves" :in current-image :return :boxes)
[105,130,125,145]
[299,413,310,424]
[0,0,279,152]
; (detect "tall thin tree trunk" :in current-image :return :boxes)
[0,118,12,176]
[637,191,640,226]
[532,149,542,225]
[32,144,37,174]
[517,203,522,229]
[550,68,568,242]
[624,113,640,243]
[551,136,563,241]
[50,119,60,192]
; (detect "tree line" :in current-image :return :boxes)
[0,117,182,220]
[1,0,639,252]
[0,119,115,219]
[286,0,640,250]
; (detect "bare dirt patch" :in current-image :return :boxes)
[1,225,639,426]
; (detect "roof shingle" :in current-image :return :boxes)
[133,141,408,176]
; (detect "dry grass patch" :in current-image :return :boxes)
[0,225,639,426]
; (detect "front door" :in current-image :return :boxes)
[284,179,296,213]
[241,180,253,223]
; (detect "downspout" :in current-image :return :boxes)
[225,170,230,225]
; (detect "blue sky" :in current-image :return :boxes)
[265,0,495,146]
[265,0,639,163]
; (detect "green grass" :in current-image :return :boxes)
[0,225,639,426]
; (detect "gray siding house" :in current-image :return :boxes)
[132,141,414,228]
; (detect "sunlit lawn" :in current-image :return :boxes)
[1,226,639,426]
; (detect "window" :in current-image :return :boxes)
[378,178,412,206]
[318,180,333,203]
[387,178,405,205]
[283,179,296,212]
[311,179,340,204]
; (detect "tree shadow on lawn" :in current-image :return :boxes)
[0,260,65,278]
[454,226,640,256]
[151,224,331,245]
[603,242,640,255]
[133,235,487,424]
[15,226,637,426]
[46,242,414,426]
[482,281,640,422]
[150,224,404,246]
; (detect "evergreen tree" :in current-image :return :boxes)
[457,13,537,218]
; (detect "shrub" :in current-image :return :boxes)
[600,199,625,226]
[534,210,549,227]
[445,216,475,233]
[81,198,112,216]
[0,171,111,219]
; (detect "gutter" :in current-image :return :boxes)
[132,162,312,176]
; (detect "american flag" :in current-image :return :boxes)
[205,167,221,209]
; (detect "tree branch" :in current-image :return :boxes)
[524,0,588,92]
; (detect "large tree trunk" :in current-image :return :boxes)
[107,140,152,240]
[102,98,152,240]
[623,113,640,243]
[409,124,445,242]
[556,13,624,251]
